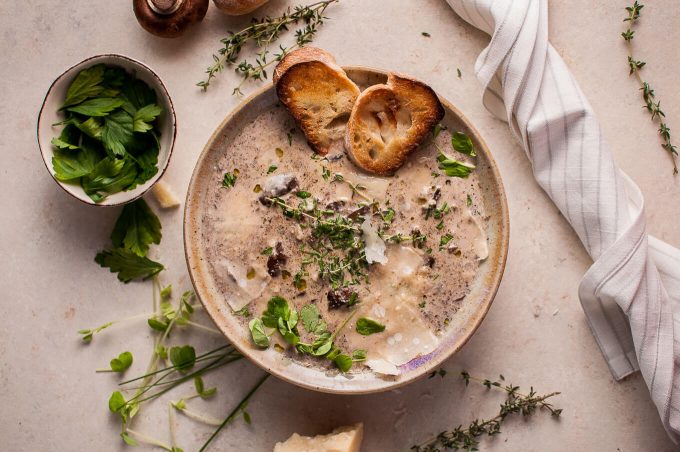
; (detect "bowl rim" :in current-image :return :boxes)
[36,53,177,207]
[183,66,509,394]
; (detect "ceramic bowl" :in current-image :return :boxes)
[184,67,509,394]
[37,54,176,206]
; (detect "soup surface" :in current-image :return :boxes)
[201,104,489,376]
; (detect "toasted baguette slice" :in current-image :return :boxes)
[345,72,445,175]
[274,47,360,155]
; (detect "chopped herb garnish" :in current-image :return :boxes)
[439,233,454,250]
[457,68,462,78]
[437,152,476,178]
[295,190,311,199]
[222,171,237,188]
[451,132,476,157]
[287,128,295,146]
[466,194,473,207]
[422,32,431,37]
[355,317,385,336]
[261,246,274,256]
[266,165,278,174]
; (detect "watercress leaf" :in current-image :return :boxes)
[169,345,196,372]
[148,317,168,332]
[287,309,299,331]
[133,104,162,133]
[110,198,162,257]
[282,330,300,346]
[300,304,321,333]
[108,390,126,413]
[102,110,134,157]
[82,157,137,202]
[95,248,164,283]
[356,317,386,336]
[352,349,367,361]
[325,346,341,361]
[52,145,98,181]
[194,376,217,398]
[334,354,352,372]
[110,351,133,372]
[451,132,476,157]
[262,296,289,328]
[67,97,125,117]
[249,318,270,348]
[62,64,105,108]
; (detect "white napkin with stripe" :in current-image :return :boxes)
[445,0,680,440]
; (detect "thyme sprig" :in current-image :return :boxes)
[198,0,338,93]
[622,1,678,174]
[412,371,562,451]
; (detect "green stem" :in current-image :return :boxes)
[198,373,271,452]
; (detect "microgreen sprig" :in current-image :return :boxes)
[622,1,678,174]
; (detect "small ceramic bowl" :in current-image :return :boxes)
[37,54,176,206]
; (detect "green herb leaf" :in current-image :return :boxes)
[249,318,270,348]
[300,304,327,334]
[222,171,237,188]
[194,376,217,399]
[52,145,99,181]
[261,296,290,328]
[352,349,367,361]
[110,199,162,257]
[267,165,278,174]
[108,390,127,414]
[295,191,311,199]
[451,132,476,156]
[356,317,386,335]
[62,64,106,108]
[333,354,352,372]
[261,246,273,256]
[73,117,104,139]
[66,97,124,116]
[169,345,196,372]
[110,351,134,372]
[102,110,134,157]
[148,317,169,332]
[133,104,162,133]
[437,152,476,178]
[95,248,164,282]
[51,124,80,150]
[82,157,137,202]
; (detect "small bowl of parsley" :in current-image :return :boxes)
[37,54,176,205]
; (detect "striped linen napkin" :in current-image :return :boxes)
[445,0,680,440]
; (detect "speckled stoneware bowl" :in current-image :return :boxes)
[37,54,176,206]
[184,67,509,394]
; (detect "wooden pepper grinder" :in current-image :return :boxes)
[133,0,209,38]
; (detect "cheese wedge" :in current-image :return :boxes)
[273,423,364,452]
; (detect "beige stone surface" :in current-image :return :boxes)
[1,0,679,450]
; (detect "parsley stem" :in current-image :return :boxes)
[199,373,271,452]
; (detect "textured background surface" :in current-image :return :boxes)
[1,0,679,450]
